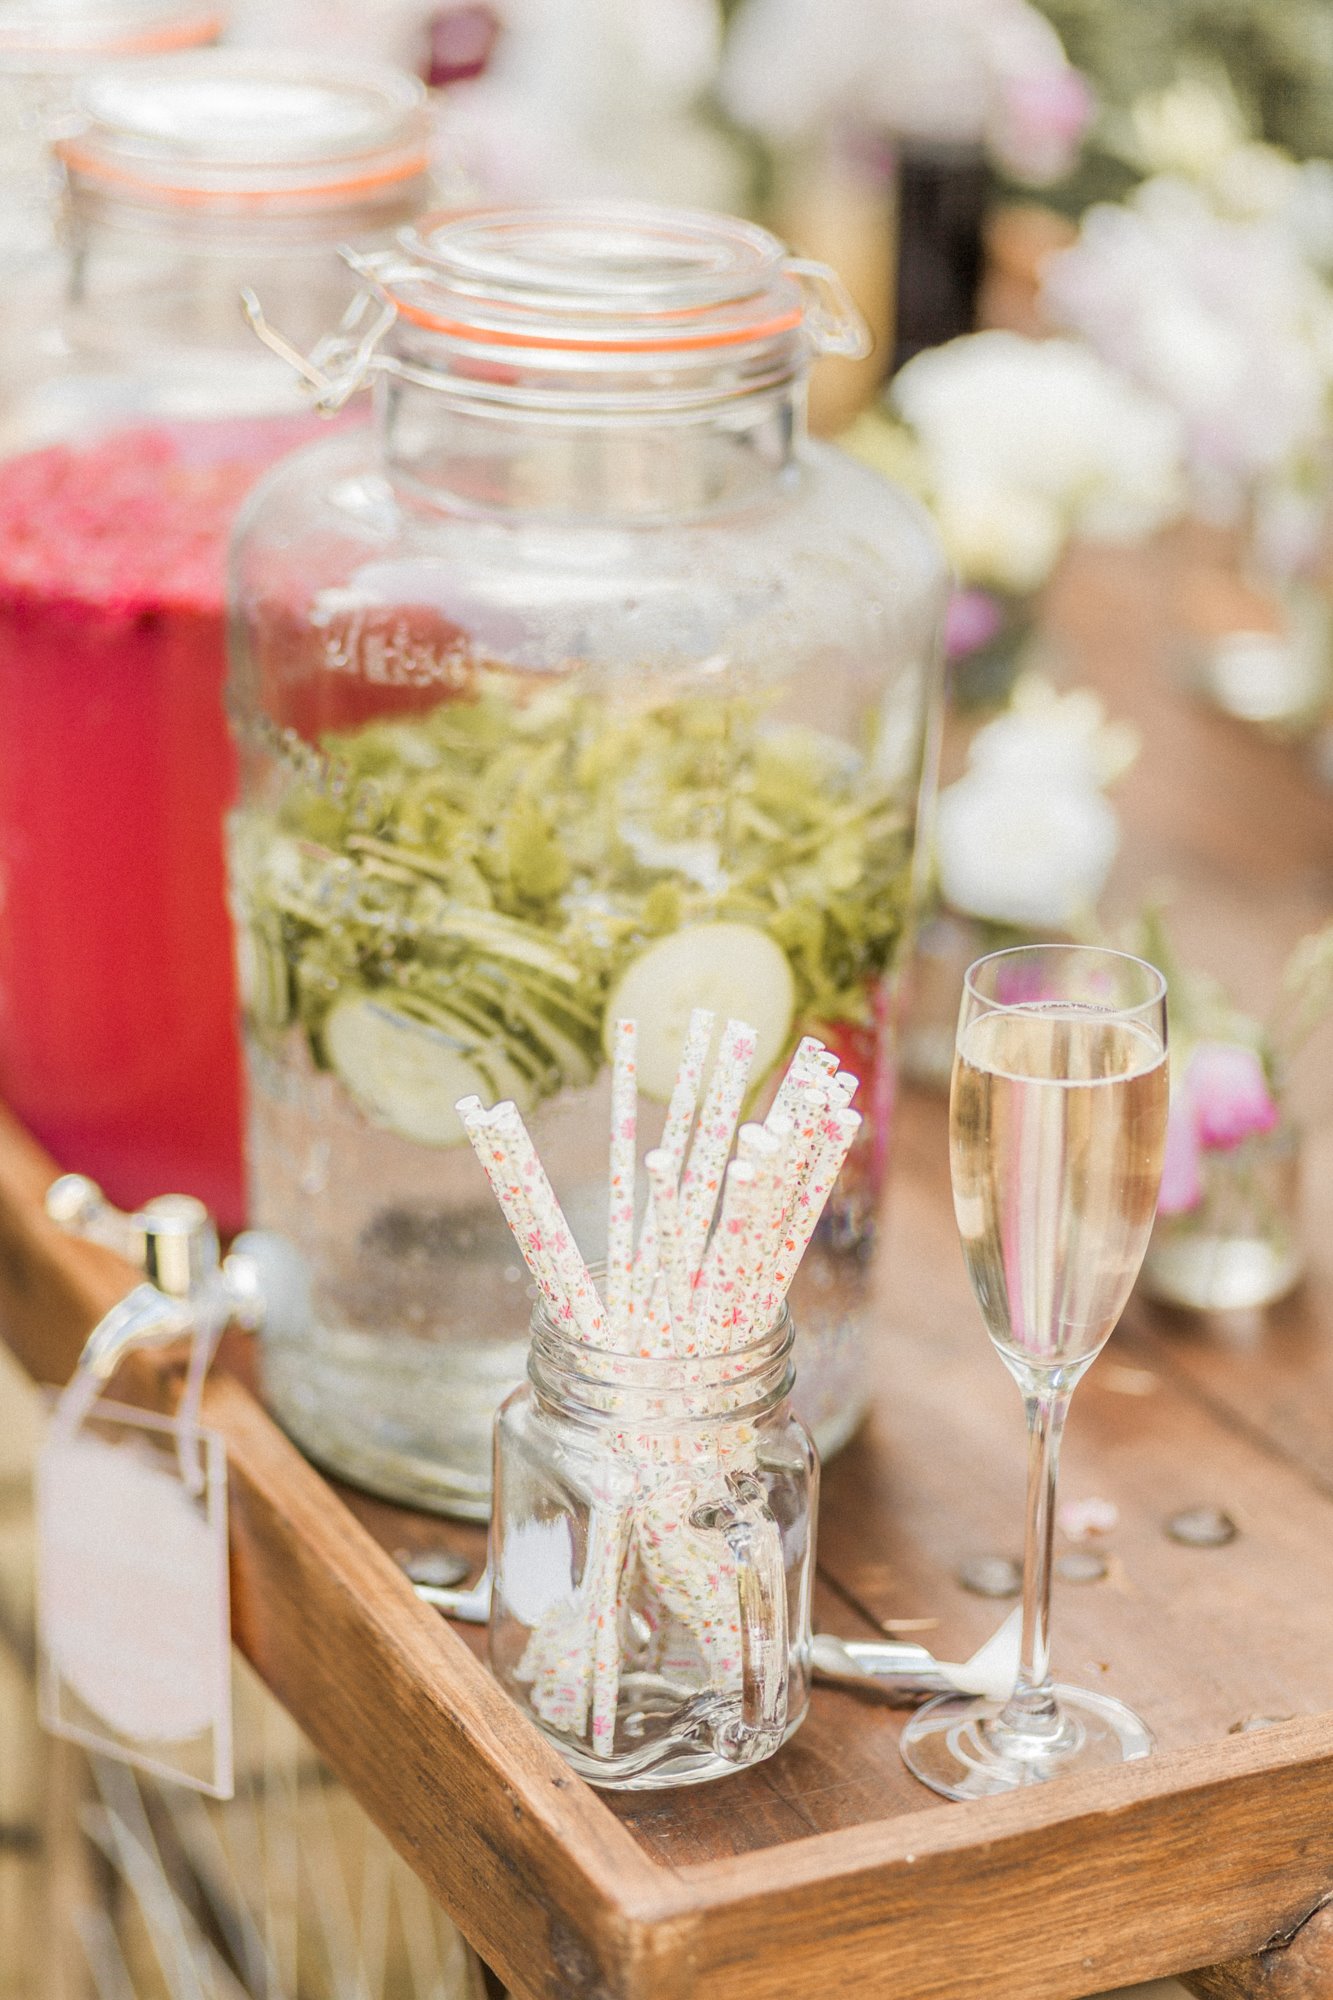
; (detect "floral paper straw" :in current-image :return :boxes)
[767,1035,837,1127]
[642,1269,678,1361]
[464,1015,867,1770]
[457,1098,566,1322]
[736,1119,791,1331]
[679,1018,756,1285]
[697,1159,760,1355]
[659,1007,716,1170]
[831,1069,859,1107]
[636,1475,744,1689]
[587,1499,633,1755]
[607,1020,638,1333]
[770,1075,831,1249]
[764,1108,862,1313]
[632,1006,714,1308]
[644,1147,691,1346]
[493,1100,607,1345]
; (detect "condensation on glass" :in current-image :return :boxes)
[227,201,949,1515]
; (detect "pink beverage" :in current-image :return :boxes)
[0,419,328,1228]
[0,51,432,1227]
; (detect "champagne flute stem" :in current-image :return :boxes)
[1001,1386,1072,1739]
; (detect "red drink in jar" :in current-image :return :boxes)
[0,417,328,1227]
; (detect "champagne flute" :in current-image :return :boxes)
[900,944,1169,1799]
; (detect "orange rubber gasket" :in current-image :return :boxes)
[1,10,220,55]
[104,12,223,52]
[54,140,432,206]
[388,293,804,352]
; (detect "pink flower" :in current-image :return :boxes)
[1188,1041,1280,1150]
[944,586,1006,659]
[991,64,1095,187]
[1157,1095,1203,1216]
[1156,1040,1280,1218]
[426,5,502,87]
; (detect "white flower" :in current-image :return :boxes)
[1210,143,1301,223]
[935,674,1132,926]
[1044,175,1333,509]
[720,0,1085,178]
[936,777,1118,929]
[1286,161,1333,274]
[890,331,1184,589]
[975,675,1139,786]
[433,0,744,209]
[1127,75,1248,182]
[933,483,1064,594]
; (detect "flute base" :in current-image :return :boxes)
[900,1685,1154,1800]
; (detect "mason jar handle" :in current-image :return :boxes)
[784,258,872,360]
[691,1469,789,1764]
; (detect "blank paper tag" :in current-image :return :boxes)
[36,1398,234,1797]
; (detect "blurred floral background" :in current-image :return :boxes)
[3,2,1333,1996]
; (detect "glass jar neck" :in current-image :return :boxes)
[378,352,805,521]
[528,1309,795,1429]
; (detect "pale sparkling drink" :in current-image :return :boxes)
[901,947,1169,1803]
[951,1007,1168,1372]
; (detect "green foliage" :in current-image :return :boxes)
[1035,0,1333,195]
[231,679,917,1106]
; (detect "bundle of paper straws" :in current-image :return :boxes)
[458,1011,862,1756]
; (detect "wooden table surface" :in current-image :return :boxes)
[3,540,1332,2000]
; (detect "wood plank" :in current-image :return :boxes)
[1045,543,1333,936]
[1182,1899,1333,1998]
[673,1722,1333,2000]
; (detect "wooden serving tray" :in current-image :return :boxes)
[4,544,1333,1999]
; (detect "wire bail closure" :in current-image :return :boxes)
[241,248,405,412]
[241,241,871,408]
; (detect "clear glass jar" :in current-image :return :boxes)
[491,1297,816,1788]
[0,0,219,290]
[0,51,431,1230]
[229,202,949,1514]
[1141,1119,1304,1313]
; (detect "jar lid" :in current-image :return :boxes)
[56,49,431,207]
[386,203,865,357]
[241,198,870,411]
[0,0,219,66]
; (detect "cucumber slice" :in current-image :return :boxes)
[236,922,291,1030]
[605,922,796,1102]
[391,992,540,1101]
[464,973,599,1092]
[324,992,531,1147]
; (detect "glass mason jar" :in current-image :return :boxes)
[1141,1119,1304,1313]
[0,0,219,291]
[228,202,949,1514]
[0,51,431,1230]
[491,1297,817,1788]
